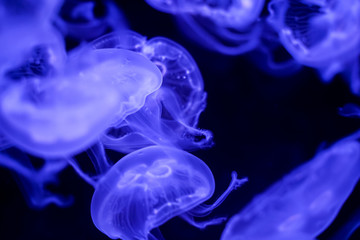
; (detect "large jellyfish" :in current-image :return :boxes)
[90,31,213,153]
[221,131,360,240]
[0,46,162,157]
[267,0,360,90]
[144,0,265,55]
[91,145,247,240]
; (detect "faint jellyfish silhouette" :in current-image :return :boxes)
[91,31,213,153]
[0,149,72,208]
[267,0,360,89]
[0,47,162,157]
[0,0,65,76]
[91,145,247,240]
[54,0,127,42]
[145,0,265,55]
[221,131,360,240]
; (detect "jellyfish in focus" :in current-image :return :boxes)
[54,0,128,42]
[144,0,265,55]
[267,0,360,89]
[221,132,360,240]
[91,31,213,153]
[0,47,162,157]
[91,145,247,240]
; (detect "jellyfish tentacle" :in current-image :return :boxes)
[190,171,248,217]
[180,213,227,229]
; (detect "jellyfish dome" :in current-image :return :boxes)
[91,145,247,240]
[145,0,265,29]
[268,0,360,81]
[91,145,215,239]
[91,31,213,152]
[221,133,360,240]
[0,48,162,157]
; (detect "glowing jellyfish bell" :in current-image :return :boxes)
[91,146,247,240]
[267,0,360,81]
[221,131,360,240]
[92,31,213,153]
[144,0,265,55]
[0,48,162,157]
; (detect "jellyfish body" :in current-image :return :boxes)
[91,145,247,240]
[221,134,360,240]
[268,0,360,83]
[54,0,127,41]
[145,0,265,55]
[91,31,213,153]
[0,48,162,157]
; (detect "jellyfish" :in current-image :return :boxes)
[221,131,360,240]
[144,0,265,55]
[0,0,65,77]
[0,47,162,157]
[91,145,247,240]
[54,0,128,42]
[90,31,213,153]
[267,0,360,86]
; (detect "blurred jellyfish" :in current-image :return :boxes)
[0,149,72,208]
[91,145,247,240]
[0,47,162,157]
[144,0,265,55]
[54,0,127,42]
[268,0,360,89]
[90,31,213,153]
[0,0,66,76]
[221,131,360,240]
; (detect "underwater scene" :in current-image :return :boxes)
[0,0,359,239]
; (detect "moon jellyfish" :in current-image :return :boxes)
[0,48,162,157]
[91,31,213,153]
[54,0,127,42]
[268,0,360,85]
[221,132,360,240]
[91,145,247,240]
[145,0,265,55]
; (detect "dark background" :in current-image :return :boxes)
[0,0,359,239]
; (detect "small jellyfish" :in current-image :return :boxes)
[268,0,360,83]
[54,0,127,42]
[91,145,247,240]
[144,0,265,55]
[221,132,360,240]
[91,31,213,153]
[0,48,162,157]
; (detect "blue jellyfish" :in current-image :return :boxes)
[221,132,360,240]
[91,31,213,153]
[267,0,360,86]
[54,0,127,42]
[91,145,247,240]
[145,0,265,55]
[0,47,162,157]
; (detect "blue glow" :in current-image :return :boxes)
[0,46,162,157]
[221,133,360,240]
[91,146,246,240]
[0,1,359,239]
[91,31,213,152]
[145,0,265,55]
[268,0,360,85]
